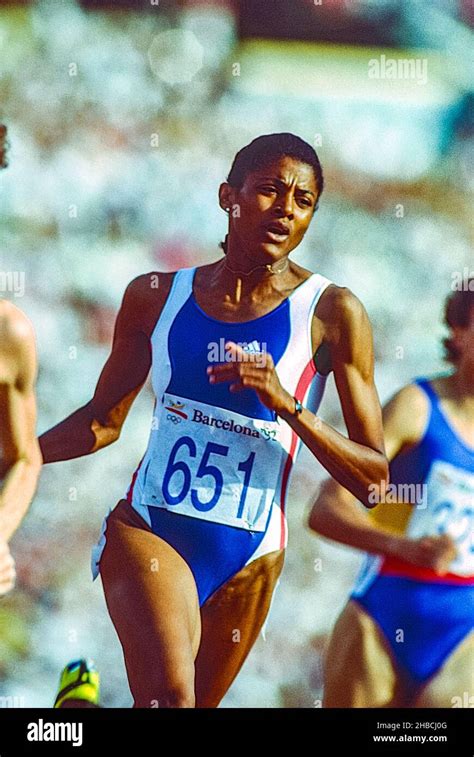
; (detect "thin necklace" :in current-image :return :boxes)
[223,257,290,276]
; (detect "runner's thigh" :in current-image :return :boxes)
[323,600,404,708]
[195,549,285,708]
[100,500,201,708]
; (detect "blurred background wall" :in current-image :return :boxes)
[0,0,472,707]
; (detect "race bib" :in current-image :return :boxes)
[407,460,474,576]
[140,393,284,531]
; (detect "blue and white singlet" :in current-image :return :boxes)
[92,266,332,604]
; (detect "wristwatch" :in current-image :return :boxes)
[293,397,303,415]
[276,395,304,421]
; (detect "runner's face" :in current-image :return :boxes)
[225,156,319,262]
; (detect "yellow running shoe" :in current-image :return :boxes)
[54,658,100,708]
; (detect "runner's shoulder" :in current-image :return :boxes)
[323,284,365,315]
[123,270,175,301]
[383,382,430,444]
[0,300,35,353]
[315,284,370,340]
[389,382,430,413]
[120,270,179,335]
[122,271,175,310]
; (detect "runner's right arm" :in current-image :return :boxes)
[39,273,170,463]
[0,303,42,543]
[308,385,457,574]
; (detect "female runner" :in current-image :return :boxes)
[41,133,388,707]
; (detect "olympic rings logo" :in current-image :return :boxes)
[167,413,182,424]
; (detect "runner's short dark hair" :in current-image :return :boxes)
[227,132,324,198]
[443,279,474,363]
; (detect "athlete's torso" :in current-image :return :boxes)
[354,377,474,596]
[127,265,333,549]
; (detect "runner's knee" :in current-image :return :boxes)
[133,677,195,708]
[160,684,195,708]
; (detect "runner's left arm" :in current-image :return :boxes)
[208,288,388,507]
[278,289,387,506]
